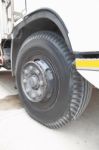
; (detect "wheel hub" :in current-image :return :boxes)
[21,60,54,102]
[29,75,39,89]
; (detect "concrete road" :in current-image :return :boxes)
[0,70,99,150]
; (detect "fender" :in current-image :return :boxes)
[11,9,72,75]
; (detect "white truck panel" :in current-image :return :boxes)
[26,0,99,52]
[78,70,99,88]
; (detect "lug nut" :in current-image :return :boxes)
[29,66,33,71]
[23,79,27,83]
[39,81,44,86]
[24,69,29,75]
[31,93,36,99]
[37,90,42,96]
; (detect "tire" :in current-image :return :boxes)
[16,31,92,129]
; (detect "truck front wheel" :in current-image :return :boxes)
[16,31,92,129]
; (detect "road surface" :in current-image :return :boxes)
[0,70,99,150]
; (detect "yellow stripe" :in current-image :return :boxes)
[75,59,99,69]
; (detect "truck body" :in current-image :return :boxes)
[0,0,98,128]
[0,0,99,88]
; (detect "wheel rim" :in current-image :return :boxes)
[21,60,54,103]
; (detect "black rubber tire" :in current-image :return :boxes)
[16,31,92,129]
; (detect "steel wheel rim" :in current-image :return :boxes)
[21,59,54,103]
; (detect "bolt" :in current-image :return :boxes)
[29,66,33,71]
[23,79,27,83]
[39,80,44,86]
[37,89,42,96]
[31,93,36,99]
[24,69,29,75]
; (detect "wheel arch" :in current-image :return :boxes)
[11,9,73,75]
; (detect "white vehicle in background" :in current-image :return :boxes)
[0,0,98,128]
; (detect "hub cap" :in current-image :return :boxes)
[21,60,54,102]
